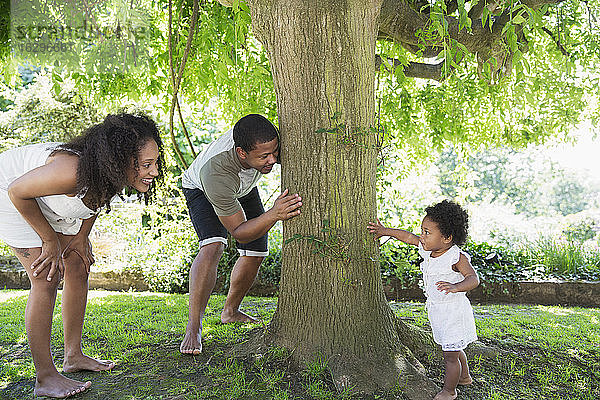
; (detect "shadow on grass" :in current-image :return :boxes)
[1,294,599,400]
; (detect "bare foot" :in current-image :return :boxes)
[433,389,458,400]
[220,309,257,324]
[458,375,473,385]
[180,329,202,355]
[63,354,115,373]
[34,373,91,398]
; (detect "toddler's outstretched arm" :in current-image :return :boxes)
[367,219,419,246]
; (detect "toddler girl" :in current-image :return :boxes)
[368,200,479,400]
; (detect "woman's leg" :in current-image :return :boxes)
[11,246,91,398]
[58,234,115,372]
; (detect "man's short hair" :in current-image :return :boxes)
[233,114,279,152]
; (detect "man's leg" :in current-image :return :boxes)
[224,187,268,323]
[180,242,224,354]
[221,255,264,323]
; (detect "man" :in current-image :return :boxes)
[180,114,302,354]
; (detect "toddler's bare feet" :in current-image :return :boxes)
[63,354,115,373]
[433,389,458,400]
[34,374,91,398]
[180,328,202,355]
[221,309,257,324]
[458,375,472,385]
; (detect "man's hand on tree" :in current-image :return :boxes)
[271,189,302,221]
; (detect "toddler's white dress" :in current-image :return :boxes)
[0,142,96,248]
[418,243,478,351]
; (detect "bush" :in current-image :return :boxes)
[526,236,600,280]
[91,202,600,293]
[561,213,599,243]
[92,195,284,294]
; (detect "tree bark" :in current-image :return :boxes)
[247,1,437,396]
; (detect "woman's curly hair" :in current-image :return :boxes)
[425,200,469,246]
[56,112,165,211]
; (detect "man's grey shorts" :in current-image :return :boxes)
[182,187,268,257]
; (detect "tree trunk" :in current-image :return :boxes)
[248,1,437,396]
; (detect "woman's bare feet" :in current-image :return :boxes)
[180,329,202,355]
[63,354,115,373]
[433,389,458,400]
[458,375,473,385]
[34,373,91,398]
[220,309,257,324]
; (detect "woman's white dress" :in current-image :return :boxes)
[0,142,96,248]
[418,243,478,351]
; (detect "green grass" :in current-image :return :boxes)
[1,291,599,399]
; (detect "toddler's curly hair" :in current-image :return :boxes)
[425,200,469,246]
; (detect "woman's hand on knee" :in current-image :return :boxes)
[31,238,63,281]
[61,235,95,274]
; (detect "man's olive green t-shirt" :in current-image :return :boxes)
[181,128,262,216]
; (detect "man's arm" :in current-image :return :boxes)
[219,189,302,243]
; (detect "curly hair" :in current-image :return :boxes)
[425,200,469,246]
[55,112,165,211]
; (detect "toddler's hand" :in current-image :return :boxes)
[436,281,458,294]
[367,219,387,240]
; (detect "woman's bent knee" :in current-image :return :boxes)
[29,273,61,291]
[62,258,89,282]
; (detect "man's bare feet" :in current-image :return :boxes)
[180,330,202,355]
[458,375,473,385]
[220,309,257,324]
[433,389,458,400]
[63,354,115,373]
[34,374,91,399]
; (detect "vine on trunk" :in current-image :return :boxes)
[315,113,385,150]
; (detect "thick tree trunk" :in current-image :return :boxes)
[248,1,437,396]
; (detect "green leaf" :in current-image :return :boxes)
[512,15,527,25]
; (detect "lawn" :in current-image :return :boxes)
[0,290,598,400]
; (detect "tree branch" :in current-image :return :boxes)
[168,0,200,169]
[378,0,568,81]
[541,26,570,56]
[375,55,449,81]
[168,0,186,168]
[445,0,459,15]
[468,0,487,20]
[491,7,515,35]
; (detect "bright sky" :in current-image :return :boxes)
[546,122,600,175]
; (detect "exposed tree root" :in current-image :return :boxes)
[229,318,518,398]
[234,327,440,399]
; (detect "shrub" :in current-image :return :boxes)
[526,236,600,280]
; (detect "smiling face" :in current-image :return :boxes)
[126,139,160,192]
[236,137,279,174]
[420,216,453,255]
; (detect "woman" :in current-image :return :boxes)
[0,112,164,398]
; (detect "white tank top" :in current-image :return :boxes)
[0,142,96,221]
